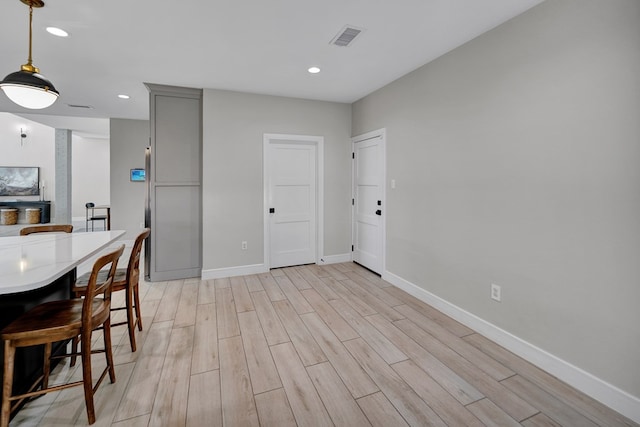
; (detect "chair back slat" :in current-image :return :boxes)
[126,228,150,289]
[82,245,124,327]
[20,224,73,235]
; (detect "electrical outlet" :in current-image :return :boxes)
[491,283,501,302]
[241,241,247,250]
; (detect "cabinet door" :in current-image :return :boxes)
[147,85,202,281]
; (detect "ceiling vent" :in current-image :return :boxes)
[330,25,364,47]
[67,104,93,109]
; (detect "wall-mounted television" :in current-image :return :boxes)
[130,168,145,182]
[0,166,39,196]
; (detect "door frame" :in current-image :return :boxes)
[351,128,386,275]
[263,133,324,269]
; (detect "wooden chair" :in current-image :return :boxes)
[71,228,150,358]
[19,224,73,235]
[1,244,125,426]
[85,203,107,232]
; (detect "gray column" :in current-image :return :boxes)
[55,129,72,224]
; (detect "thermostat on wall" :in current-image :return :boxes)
[130,168,145,182]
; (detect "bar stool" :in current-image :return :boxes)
[1,245,124,426]
[85,203,107,232]
[72,228,150,356]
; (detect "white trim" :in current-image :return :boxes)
[317,141,324,265]
[383,270,640,424]
[263,133,324,269]
[351,128,386,275]
[318,253,352,265]
[202,263,268,280]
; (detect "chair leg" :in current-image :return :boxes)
[125,287,137,352]
[134,285,143,332]
[70,335,79,367]
[1,341,16,427]
[43,342,52,390]
[102,319,116,383]
[81,332,96,425]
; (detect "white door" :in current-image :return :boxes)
[353,131,385,274]
[267,141,317,268]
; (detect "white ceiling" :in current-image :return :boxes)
[1,0,543,136]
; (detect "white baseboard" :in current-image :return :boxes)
[383,270,640,424]
[319,253,352,265]
[201,263,268,280]
[201,254,352,280]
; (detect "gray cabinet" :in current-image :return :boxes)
[145,84,202,281]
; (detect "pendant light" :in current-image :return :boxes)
[0,0,59,109]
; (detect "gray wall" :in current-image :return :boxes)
[352,0,640,397]
[202,89,351,270]
[110,118,149,240]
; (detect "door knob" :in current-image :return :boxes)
[269,208,275,213]
[375,210,382,216]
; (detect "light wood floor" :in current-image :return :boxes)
[11,263,637,426]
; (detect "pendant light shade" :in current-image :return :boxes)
[1,70,59,109]
[0,0,60,109]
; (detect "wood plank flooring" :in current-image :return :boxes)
[10,263,638,426]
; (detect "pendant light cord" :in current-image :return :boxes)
[27,5,33,66]
[21,5,39,73]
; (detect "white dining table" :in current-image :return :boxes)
[0,230,125,295]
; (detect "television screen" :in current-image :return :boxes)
[0,166,39,196]
[130,168,145,182]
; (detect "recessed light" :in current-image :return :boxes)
[308,66,321,74]
[46,27,68,37]
[118,94,130,99]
